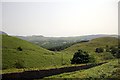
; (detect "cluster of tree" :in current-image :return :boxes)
[48,40,89,51]
[71,44,120,64]
[95,45,120,58]
[48,43,74,51]
[107,45,120,58]
[33,40,73,51]
[71,49,92,64]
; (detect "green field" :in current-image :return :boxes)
[1,34,119,79]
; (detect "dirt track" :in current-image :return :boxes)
[1,62,107,80]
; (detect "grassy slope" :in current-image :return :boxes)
[62,37,118,62]
[45,37,119,79]
[46,59,119,79]
[2,35,66,69]
[2,35,119,75]
[64,37,118,52]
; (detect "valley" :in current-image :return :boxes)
[1,34,120,79]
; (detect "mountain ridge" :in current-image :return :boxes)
[15,34,118,50]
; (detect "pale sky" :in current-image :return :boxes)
[1,0,119,37]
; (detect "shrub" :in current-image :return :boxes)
[110,46,120,58]
[17,47,22,51]
[71,49,90,64]
[95,47,104,53]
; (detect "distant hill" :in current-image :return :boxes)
[0,31,7,35]
[16,34,118,50]
[16,34,118,41]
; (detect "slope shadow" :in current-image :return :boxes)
[1,62,107,80]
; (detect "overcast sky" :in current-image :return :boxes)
[1,0,119,37]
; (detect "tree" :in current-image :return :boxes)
[71,49,90,64]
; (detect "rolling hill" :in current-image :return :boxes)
[2,35,66,69]
[0,31,8,35]
[64,37,118,52]
[2,34,119,72]
[16,34,118,50]
[62,37,119,62]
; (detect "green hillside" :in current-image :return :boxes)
[2,35,66,69]
[64,37,118,52]
[62,37,119,62]
[45,37,119,79]
[2,35,119,73]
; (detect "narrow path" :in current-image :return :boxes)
[1,62,107,80]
